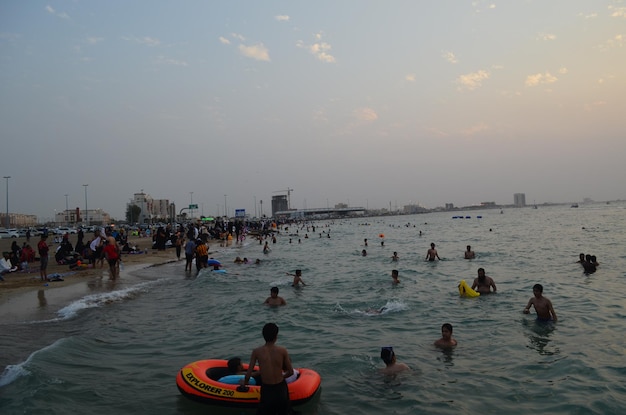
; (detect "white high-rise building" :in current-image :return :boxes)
[514,193,526,207]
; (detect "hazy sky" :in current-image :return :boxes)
[1,1,625,221]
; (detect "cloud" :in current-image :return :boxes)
[405,74,416,82]
[231,33,246,41]
[525,72,558,87]
[86,37,104,45]
[122,36,161,47]
[600,34,624,49]
[442,51,458,64]
[537,33,556,41]
[609,6,626,18]
[218,36,230,45]
[298,33,336,63]
[578,12,598,19]
[456,70,490,91]
[238,43,270,61]
[461,122,490,136]
[45,5,69,19]
[155,56,189,67]
[353,107,378,122]
[275,15,290,21]
[558,67,568,74]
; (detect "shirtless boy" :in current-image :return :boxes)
[471,268,497,294]
[425,243,440,261]
[524,284,557,322]
[264,287,287,306]
[286,270,306,287]
[434,323,458,348]
[391,269,400,284]
[379,346,410,375]
[241,323,294,415]
[464,245,475,259]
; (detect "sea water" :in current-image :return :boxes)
[1,203,625,414]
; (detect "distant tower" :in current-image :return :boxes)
[514,193,526,207]
[271,195,289,216]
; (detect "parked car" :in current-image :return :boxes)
[54,227,77,235]
[0,229,19,239]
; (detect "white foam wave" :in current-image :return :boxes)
[56,281,157,320]
[0,338,65,387]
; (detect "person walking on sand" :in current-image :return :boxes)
[37,234,49,281]
[425,243,440,261]
[240,323,294,415]
[524,284,557,322]
[103,236,121,280]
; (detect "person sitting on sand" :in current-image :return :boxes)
[379,346,410,375]
[434,323,458,348]
[1,251,18,280]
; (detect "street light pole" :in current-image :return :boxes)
[3,176,10,228]
[190,192,194,220]
[82,184,88,226]
[65,194,69,226]
[224,194,227,219]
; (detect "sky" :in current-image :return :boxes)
[1,1,625,222]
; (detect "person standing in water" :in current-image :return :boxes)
[240,323,294,414]
[464,245,475,259]
[425,243,440,261]
[434,323,458,348]
[286,269,306,287]
[523,284,557,322]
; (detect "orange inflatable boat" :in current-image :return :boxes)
[176,359,321,407]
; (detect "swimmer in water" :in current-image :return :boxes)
[379,346,410,375]
[434,323,457,348]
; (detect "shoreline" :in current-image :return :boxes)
[0,235,179,324]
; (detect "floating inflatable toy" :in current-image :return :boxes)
[176,359,321,408]
[458,280,480,298]
[379,234,385,238]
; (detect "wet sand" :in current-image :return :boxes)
[0,234,178,323]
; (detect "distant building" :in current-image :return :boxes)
[0,213,37,227]
[271,195,288,217]
[404,204,429,214]
[514,193,526,207]
[56,208,110,226]
[127,192,172,224]
[480,202,496,207]
[445,203,454,210]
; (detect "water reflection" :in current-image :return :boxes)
[37,289,47,307]
[436,347,455,366]
[523,318,559,356]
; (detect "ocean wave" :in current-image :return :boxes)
[55,281,159,321]
[0,338,65,388]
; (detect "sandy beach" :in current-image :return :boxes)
[0,233,178,322]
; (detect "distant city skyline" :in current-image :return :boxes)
[2,1,624,220]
